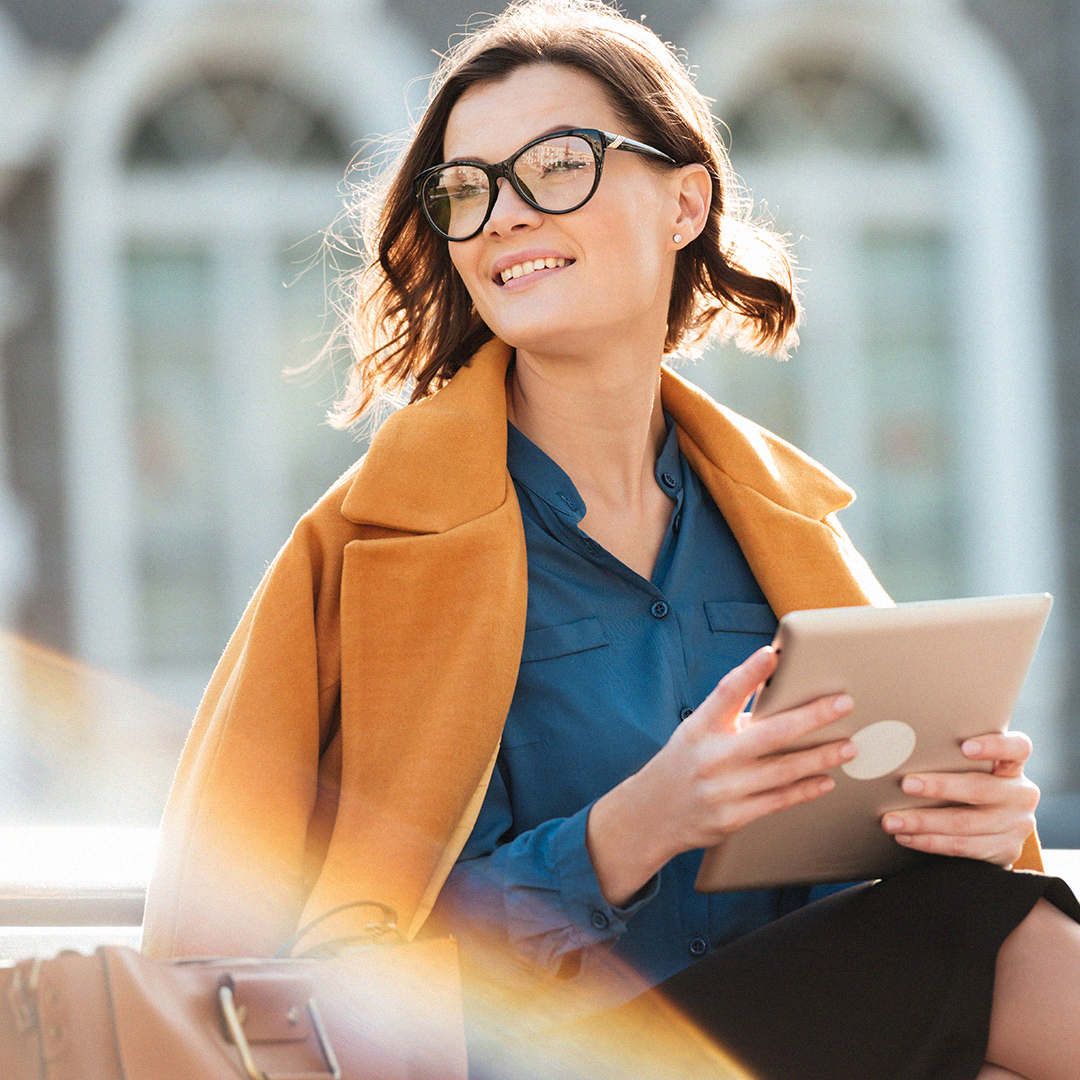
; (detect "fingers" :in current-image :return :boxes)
[742,735,856,794]
[882,766,1040,867]
[961,731,1032,780]
[738,692,855,757]
[685,728,854,827]
[886,830,1022,866]
[883,802,1034,841]
[714,773,837,835]
[897,769,1040,809]
[961,730,1033,768]
[697,647,776,734]
[696,649,854,757]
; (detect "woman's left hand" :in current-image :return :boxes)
[881,731,1040,867]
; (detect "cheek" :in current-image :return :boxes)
[447,245,486,303]
[596,183,669,278]
[447,246,470,284]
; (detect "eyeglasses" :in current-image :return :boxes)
[413,127,677,241]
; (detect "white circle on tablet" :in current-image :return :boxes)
[841,720,918,780]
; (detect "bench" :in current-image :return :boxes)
[0,828,1076,963]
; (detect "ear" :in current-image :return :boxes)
[670,163,711,247]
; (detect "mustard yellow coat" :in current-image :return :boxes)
[141,338,1041,960]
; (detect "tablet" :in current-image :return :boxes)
[694,593,1052,893]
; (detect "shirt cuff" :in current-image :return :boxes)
[553,800,659,945]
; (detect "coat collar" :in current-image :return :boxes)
[341,337,858,537]
[341,338,514,534]
[658,366,854,522]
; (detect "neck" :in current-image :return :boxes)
[506,337,668,513]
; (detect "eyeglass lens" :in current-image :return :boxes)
[422,134,598,239]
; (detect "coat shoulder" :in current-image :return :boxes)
[661,366,854,521]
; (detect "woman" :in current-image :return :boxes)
[143,2,1080,1077]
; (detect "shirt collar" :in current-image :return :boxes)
[506,414,682,525]
[652,412,683,497]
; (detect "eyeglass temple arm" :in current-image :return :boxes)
[601,132,677,166]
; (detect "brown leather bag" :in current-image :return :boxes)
[0,904,467,1080]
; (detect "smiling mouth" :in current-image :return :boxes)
[496,257,573,285]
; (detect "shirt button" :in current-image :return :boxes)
[591,911,609,931]
[689,937,708,957]
[650,600,669,619]
[661,472,678,489]
[679,706,694,721]
[673,512,682,534]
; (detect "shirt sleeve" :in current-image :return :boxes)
[432,758,659,978]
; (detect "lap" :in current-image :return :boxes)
[652,858,1080,1080]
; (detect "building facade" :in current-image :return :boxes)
[1,0,1077,837]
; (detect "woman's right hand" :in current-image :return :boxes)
[585,646,856,907]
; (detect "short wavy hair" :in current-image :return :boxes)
[329,0,799,425]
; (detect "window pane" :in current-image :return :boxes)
[861,228,962,600]
[726,59,935,158]
[277,238,368,518]
[126,75,348,168]
[126,244,230,667]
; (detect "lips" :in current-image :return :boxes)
[492,255,574,285]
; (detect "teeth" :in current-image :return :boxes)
[500,257,568,283]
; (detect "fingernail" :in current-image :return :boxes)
[902,776,924,795]
[896,834,913,845]
[819,777,835,794]
[833,694,854,715]
[840,742,857,760]
[962,739,981,755]
[883,814,903,831]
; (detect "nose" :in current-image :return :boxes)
[483,176,544,237]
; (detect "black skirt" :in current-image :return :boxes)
[646,857,1080,1080]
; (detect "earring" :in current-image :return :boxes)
[673,233,683,243]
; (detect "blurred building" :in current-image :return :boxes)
[0,0,1077,837]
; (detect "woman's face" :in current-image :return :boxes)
[442,64,682,357]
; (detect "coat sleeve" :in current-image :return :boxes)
[141,492,354,959]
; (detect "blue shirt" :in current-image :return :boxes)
[433,418,830,988]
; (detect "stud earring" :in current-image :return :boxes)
[673,234,683,243]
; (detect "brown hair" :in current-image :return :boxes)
[329,0,799,425]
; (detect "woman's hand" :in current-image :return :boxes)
[881,732,1040,867]
[586,646,856,907]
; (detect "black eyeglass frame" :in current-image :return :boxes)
[413,127,678,242]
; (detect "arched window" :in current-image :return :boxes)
[120,72,357,687]
[699,52,958,600]
[56,13,414,706]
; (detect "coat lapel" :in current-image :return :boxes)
[340,337,517,534]
[660,367,891,615]
[304,339,529,939]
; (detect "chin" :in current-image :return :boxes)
[483,313,576,354]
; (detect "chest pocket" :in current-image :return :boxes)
[704,601,778,639]
[520,616,610,663]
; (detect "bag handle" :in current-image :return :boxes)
[275,901,403,960]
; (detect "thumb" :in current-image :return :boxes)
[695,646,777,734]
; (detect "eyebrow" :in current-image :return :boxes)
[443,122,583,164]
